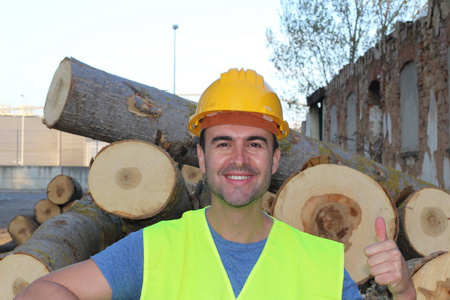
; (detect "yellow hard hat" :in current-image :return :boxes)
[188,68,289,140]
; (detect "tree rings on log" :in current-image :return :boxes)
[43,59,73,127]
[411,251,449,299]
[34,199,61,224]
[89,140,189,219]
[47,174,83,205]
[273,164,397,284]
[7,215,39,246]
[0,253,49,299]
[398,188,449,260]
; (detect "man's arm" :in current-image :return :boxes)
[364,217,416,300]
[14,259,112,300]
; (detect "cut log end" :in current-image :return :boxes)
[0,254,49,298]
[34,199,61,224]
[400,188,450,258]
[43,59,72,127]
[47,174,82,205]
[412,252,450,300]
[89,140,183,219]
[7,215,39,246]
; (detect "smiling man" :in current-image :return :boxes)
[15,69,415,300]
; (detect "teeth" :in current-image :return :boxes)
[227,175,251,180]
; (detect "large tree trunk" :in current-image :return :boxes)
[397,188,450,260]
[43,57,199,167]
[89,140,192,219]
[43,57,438,196]
[272,164,398,285]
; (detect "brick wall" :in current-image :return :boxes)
[306,0,450,189]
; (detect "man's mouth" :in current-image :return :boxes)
[227,175,252,181]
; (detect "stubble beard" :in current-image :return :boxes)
[205,165,272,208]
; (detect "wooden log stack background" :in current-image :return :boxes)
[0,57,448,300]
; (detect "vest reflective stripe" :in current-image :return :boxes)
[140,208,344,300]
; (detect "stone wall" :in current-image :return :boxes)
[306,0,450,189]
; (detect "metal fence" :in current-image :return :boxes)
[0,115,108,167]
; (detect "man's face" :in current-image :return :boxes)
[197,124,281,208]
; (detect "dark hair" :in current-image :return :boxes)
[199,129,279,153]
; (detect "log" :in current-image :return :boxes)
[47,174,83,205]
[411,251,449,300]
[43,57,199,167]
[0,241,16,254]
[88,140,192,219]
[34,199,61,224]
[397,188,450,260]
[0,200,123,298]
[273,164,398,285]
[42,57,439,197]
[7,215,39,246]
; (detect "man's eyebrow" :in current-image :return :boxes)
[247,136,268,144]
[211,136,233,144]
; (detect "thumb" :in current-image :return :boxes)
[375,216,388,242]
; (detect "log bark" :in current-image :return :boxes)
[88,140,192,219]
[43,57,439,197]
[273,164,398,285]
[397,188,450,260]
[0,241,15,254]
[410,251,449,300]
[7,215,39,246]
[47,174,83,205]
[34,199,61,224]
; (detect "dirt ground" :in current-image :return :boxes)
[0,191,46,244]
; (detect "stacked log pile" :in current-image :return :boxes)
[3,174,83,250]
[0,57,448,299]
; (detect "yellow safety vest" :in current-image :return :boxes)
[141,208,344,300]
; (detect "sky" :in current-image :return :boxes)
[0,0,305,122]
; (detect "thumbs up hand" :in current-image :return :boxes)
[364,217,417,299]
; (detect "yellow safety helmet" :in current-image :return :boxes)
[188,68,289,140]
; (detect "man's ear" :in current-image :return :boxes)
[197,144,206,173]
[271,147,281,175]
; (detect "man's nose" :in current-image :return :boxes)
[230,146,249,168]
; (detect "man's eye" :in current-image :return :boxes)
[217,143,230,148]
[249,143,262,148]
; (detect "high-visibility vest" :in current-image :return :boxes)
[140,208,344,300]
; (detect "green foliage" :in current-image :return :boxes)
[266,0,427,101]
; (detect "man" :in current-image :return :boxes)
[16,68,416,299]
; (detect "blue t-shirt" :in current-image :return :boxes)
[93,225,362,300]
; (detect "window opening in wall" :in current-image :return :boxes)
[400,61,420,160]
[368,80,381,105]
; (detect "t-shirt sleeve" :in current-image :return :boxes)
[342,268,363,300]
[91,229,144,300]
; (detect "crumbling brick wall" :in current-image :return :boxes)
[306,0,450,189]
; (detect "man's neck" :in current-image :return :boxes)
[206,198,273,244]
